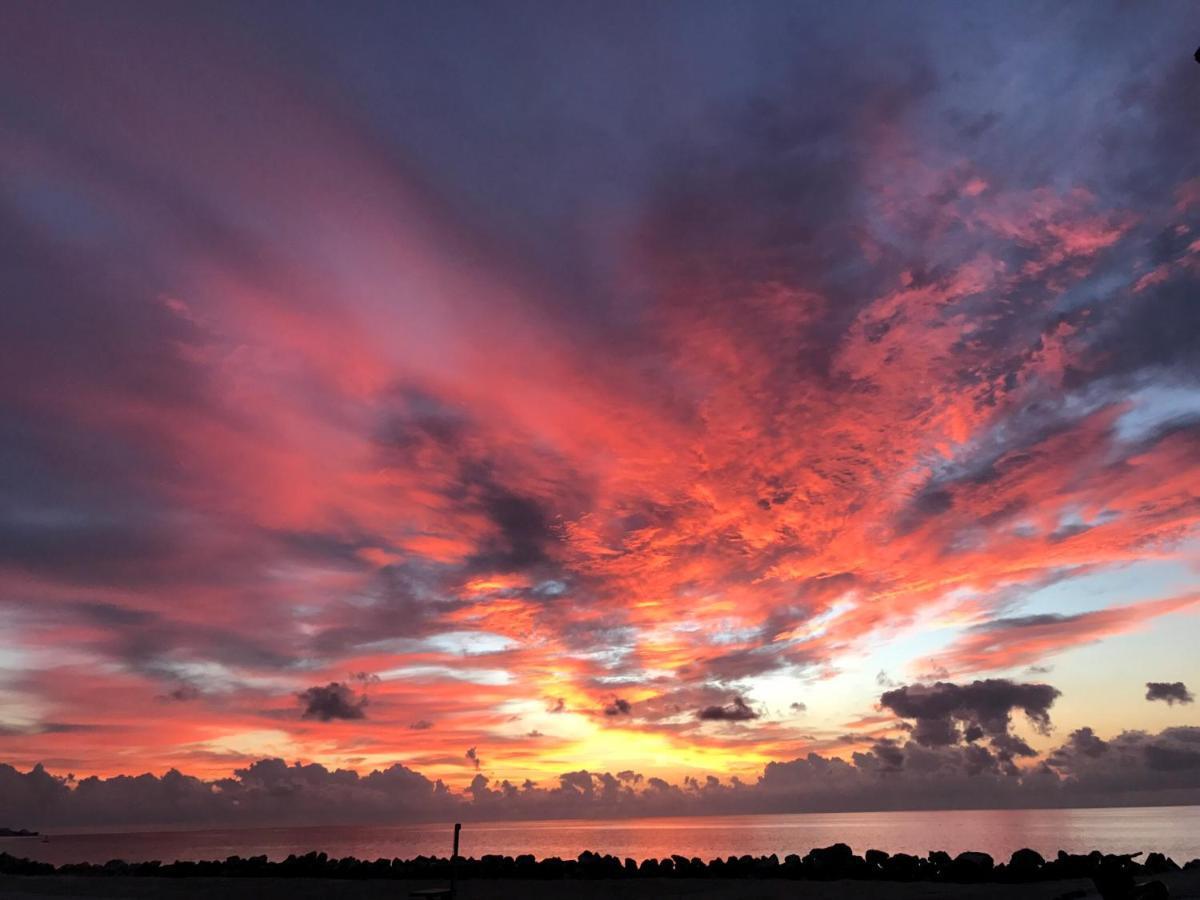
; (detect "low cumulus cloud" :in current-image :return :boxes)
[297,683,368,721]
[697,696,760,722]
[1060,727,1109,758]
[1146,681,1194,705]
[4,722,1200,829]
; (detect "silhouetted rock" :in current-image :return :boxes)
[803,842,857,879]
[949,851,994,882]
[1143,853,1179,875]
[882,852,923,881]
[865,848,889,867]
[1007,847,1046,881]
[0,843,1188,887]
[1091,851,1173,900]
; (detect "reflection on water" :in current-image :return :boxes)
[4,806,1198,868]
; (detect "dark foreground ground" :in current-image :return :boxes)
[1,872,1199,899]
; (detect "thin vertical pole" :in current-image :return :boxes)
[451,822,461,898]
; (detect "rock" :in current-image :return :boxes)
[865,848,889,867]
[1008,847,1046,881]
[1143,853,1179,874]
[949,851,995,882]
[882,852,922,881]
[1093,853,1140,900]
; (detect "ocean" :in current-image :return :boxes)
[4,806,1198,868]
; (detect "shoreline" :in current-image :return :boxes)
[3,873,1200,900]
[3,844,1196,883]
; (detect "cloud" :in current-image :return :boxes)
[409,720,434,731]
[881,679,1059,743]
[0,2,1198,787]
[5,724,1200,829]
[924,595,1200,676]
[1143,743,1200,771]
[697,696,760,722]
[465,747,481,770]
[297,683,368,721]
[879,679,1059,774]
[871,738,905,772]
[1064,727,1108,758]
[603,698,631,717]
[155,684,201,703]
[1146,682,1195,705]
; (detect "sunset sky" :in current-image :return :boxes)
[2,2,1199,822]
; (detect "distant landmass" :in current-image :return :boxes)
[0,829,38,838]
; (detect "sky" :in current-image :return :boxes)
[1,1,1200,826]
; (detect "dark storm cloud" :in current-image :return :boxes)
[880,679,1060,752]
[1146,681,1194,705]
[697,696,760,722]
[297,683,367,721]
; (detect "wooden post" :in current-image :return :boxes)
[451,823,461,898]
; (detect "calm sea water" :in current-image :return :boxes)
[4,807,1198,868]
